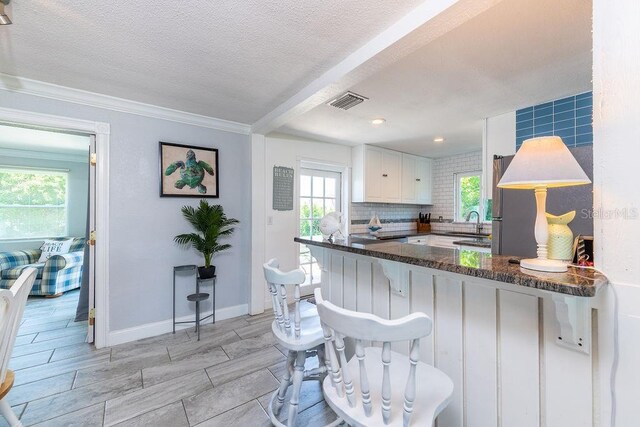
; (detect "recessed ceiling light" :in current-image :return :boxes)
[433,137,445,143]
[371,118,386,125]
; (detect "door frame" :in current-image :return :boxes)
[0,106,110,348]
[296,158,350,296]
[297,165,344,294]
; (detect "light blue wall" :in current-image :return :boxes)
[0,90,251,331]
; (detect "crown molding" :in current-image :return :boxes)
[0,73,251,135]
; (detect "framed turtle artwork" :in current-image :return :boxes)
[159,142,219,198]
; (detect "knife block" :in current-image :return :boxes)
[416,221,431,233]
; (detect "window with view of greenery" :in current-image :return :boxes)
[455,171,482,222]
[299,168,341,286]
[0,168,68,240]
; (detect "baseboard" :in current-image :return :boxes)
[106,303,248,347]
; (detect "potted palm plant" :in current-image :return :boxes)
[174,200,239,279]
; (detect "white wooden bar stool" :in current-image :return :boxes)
[0,268,37,427]
[263,259,342,427]
[314,288,454,427]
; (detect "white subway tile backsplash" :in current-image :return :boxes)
[429,151,482,221]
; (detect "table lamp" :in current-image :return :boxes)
[497,136,591,272]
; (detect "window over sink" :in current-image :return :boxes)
[454,170,485,223]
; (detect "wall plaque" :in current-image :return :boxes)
[273,166,294,211]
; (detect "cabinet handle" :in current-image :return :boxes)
[382,174,388,177]
[416,178,421,182]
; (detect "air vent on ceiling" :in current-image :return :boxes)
[327,91,368,110]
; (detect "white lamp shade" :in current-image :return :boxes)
[497,136,591,189]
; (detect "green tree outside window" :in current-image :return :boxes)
[0,170,68,239]
[458,173,481,221]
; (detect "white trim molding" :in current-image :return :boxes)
[107,304,249,346]
[0,73,251,135]
[250,133,267,315]
[0,106,111,349]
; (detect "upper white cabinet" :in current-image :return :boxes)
[352,145,401,203]
[352,145,432,204]
[401,153,433,204]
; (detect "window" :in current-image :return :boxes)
[0,167,68,240]
[455,171,482,222]
[299,168,341,286]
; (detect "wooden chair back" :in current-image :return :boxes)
[314,288,433,426]
[263,259,306,339]
[0,268,36,383]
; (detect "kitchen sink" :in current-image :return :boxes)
[437,231,490,238]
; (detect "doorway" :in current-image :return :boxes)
[0,123,94,345]
[298,167,342,294]
[0,106,109,348]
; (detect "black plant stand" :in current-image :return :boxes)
[173,265,216,340]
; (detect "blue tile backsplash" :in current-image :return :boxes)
[516,92,592,149]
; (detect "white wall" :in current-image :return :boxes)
[0,90,252,336]
[593,0,640,423]
[0,151,90,251]
[482,112,516,200]
[250,134,351,312]
[262,135,351,274]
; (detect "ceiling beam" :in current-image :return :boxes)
[251,0,504,135]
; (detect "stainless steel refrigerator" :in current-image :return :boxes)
[491,145,593,257]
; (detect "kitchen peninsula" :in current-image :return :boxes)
[296,236,607,427]
[296,237,605,296]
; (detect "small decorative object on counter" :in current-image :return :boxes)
[573,235,594,267]
[546,211,575,261]
[368,214,382,233]
[319,211,344,242]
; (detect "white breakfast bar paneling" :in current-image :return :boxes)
[305,243,602,427]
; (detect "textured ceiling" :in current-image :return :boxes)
[278,0,593,157]
[0,0,424,123]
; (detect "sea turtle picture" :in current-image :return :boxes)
[164,149,215,194]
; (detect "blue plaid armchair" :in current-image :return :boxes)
[0,237,86,296]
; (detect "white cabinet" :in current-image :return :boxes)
[408,235,458,248]
[401,154,433,204]
[352,145,402,203]
[408,235,491,252]
[401,154,417,203]
[406,235,430,244]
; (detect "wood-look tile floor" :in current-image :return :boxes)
[4,295,339,426]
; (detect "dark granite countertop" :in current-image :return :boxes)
[350,231,430,240]
[295,237,607,297]
[351,231,491,241]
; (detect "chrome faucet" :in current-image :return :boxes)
[465,211,483,235]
